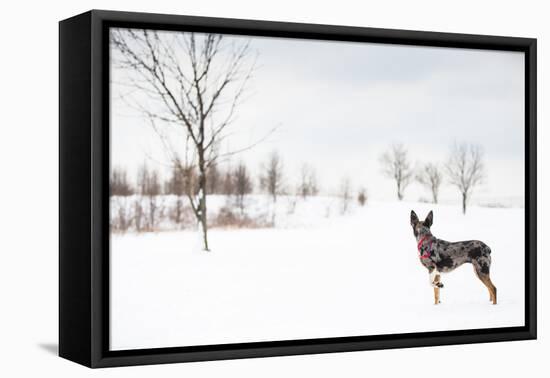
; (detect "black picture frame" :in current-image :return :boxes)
[59,9,537,368]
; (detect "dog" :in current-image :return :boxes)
[410,210,497,305]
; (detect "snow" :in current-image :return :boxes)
[110,197,525,350]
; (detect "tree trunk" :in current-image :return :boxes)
[239,194,245,214]
[197,152,210,251]
[462,192,467,214]
[148,195,156,231]
[397,181,403,201]
[271,194,277,226]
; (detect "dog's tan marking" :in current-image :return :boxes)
[480,275,497,305]
[473,266,497,304]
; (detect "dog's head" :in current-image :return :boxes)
[410,210,433,239]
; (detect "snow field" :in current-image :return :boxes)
[110,198,524,350]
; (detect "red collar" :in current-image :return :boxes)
[417,235,433,259]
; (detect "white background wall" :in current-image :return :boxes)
[0,0,546,376]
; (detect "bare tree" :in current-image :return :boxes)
[298,163,319,199]
[357,187,368,207]
[379,144,414,201]
[445,143,485,214]
[110,167,134,196]
[137,163,163,231]
[260,151,284,203]
[111,197,132,232]
[416,163,443,204]
[171,197,185,228]
[206,163,221,194]
[133,199,144,232]
[221,166,235,195]
[233,162,253,214]
[111,29,262,251]
[165,164,193,227]
[165,163,196,195]
[110,167,133,231]
[339,177,352,214]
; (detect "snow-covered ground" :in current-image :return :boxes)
[110,197,525,350]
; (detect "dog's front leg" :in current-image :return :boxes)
[429,269,444,288]
[429,269,443,305]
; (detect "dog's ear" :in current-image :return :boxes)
[410,210,419,226]
[424,210,433,228]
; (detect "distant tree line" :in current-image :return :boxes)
[379,142,486,214]
[111,149,371,233]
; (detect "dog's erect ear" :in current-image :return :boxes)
[424,210,433,228]
[410,210,419,226]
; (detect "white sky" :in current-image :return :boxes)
[110,30,525,206]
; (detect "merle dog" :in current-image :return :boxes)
[410,210,497,305]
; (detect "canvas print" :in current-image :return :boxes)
[108,28,525,351]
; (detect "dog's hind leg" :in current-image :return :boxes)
[473,266,491,302]
[482,275,497,305]
[473,264,497,305]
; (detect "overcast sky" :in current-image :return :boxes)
[110,30,525,206]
